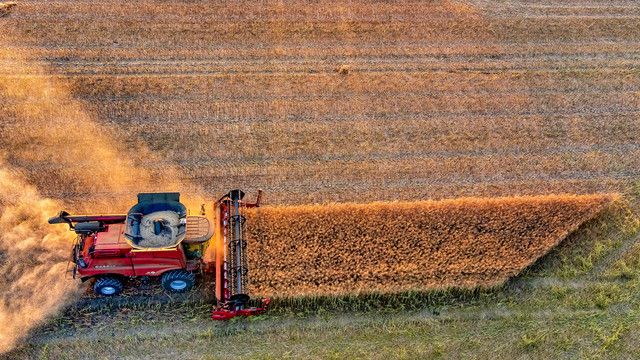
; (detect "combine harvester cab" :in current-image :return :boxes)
[48,190,268,320]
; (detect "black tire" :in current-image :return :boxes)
[94,277,123,296]
[161,270,195,293]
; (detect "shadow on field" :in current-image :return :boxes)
[517,191,640,282]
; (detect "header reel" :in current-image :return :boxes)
[212,189,268,320]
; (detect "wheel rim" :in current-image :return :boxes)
[170,280,187,290]
[101,286,116,295]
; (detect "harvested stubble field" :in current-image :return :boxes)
[247,194,616,296]
[0,0,639,207]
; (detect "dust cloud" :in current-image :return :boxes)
[0,50,173,212]
[0,163,82,353]
[0,41,203,354]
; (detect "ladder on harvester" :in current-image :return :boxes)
[212,189,268,320]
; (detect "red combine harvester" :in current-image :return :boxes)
[48,190,268,320]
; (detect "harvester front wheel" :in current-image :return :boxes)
[161,270,195,293]
[94,277,123,296]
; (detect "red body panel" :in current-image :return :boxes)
[130,249,186,276]
[212,299,269,320]
[77,223,188,278]
[79,258,135,277]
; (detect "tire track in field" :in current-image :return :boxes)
[9,13,640,21]
[589,233,640,278]
[510,233,640,291]
[4,20,638,47]
[6,40,640,55]
[79,109,640,140]
[7,14,481,21]
[74,97,640,125]
[4,60,638,75]
[25,167,640,200]
[62,109,640,124]
[5,50,639,65]
[173,143,640,165]
[2,87,639,103]
[33,177,621,202]
[29,87,640,102]
[470,0,640,17]
[9,143,640,170]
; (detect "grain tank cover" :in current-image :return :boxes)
[124,192,188,249]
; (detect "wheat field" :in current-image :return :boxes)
[247,194,616,296]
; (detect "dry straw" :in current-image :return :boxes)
[246,194,616,297]
[0,2,16,17]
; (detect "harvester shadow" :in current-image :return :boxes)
[73,276,216,311]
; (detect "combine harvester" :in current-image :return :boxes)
[48,190,268,320]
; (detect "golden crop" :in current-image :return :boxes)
[246,194,616,297]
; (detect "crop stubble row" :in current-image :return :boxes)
[3,42,639,61]
[61,92,640,119]
[11,2,478,20]
[2,18,640,45]
[3,69,640,96]
[6,61,640,78]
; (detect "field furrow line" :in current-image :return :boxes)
[9,12,640,21]
[5,40,639,56]
[589,233,640,278]
[101,109,640,124]
[7,144,639,170]
[86,108,640,124]
[7,14,484,21]
[45,88,640,102]
[2,52,638,70]
[19,0,478,5]
[3,18,639,46]
[4,50,638,64]
[3,87,640,103]
[35,178,625,207]
[54,94,639,121]
[6,62,637,76]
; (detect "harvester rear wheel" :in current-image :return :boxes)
[161,270,195,293]
[94,277,123,296]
